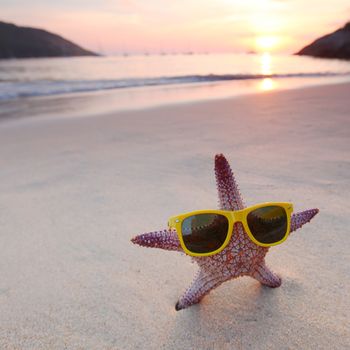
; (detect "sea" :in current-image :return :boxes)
[1,53,350,119]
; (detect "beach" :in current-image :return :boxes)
[0,82,349,349]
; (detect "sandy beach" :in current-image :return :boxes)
[0,83,349,349]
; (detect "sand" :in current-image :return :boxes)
[0,83,349,349]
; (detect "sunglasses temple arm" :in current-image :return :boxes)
[131,229,182,252]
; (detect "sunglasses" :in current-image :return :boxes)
[168,202,293,257]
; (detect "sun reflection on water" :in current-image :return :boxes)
[260,78,276,91]
[261,52,272,75]
[259,52,277,91]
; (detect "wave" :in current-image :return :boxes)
[1,72,349,101]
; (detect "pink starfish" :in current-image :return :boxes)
[131,154,319,311]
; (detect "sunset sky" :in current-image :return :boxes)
[1,0,350,54]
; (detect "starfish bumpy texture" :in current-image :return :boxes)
[131,154,319,311]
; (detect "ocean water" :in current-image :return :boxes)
[0,53,350,118]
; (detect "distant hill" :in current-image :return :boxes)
[296,22,350,60]
[0,21,98,59]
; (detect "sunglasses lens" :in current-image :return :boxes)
[247,206,287,244]
[181,214,229,254]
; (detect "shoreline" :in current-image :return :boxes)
[1,77,350,125]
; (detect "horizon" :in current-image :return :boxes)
[1,0,350,55]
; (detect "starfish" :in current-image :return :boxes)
[131,154,319,311]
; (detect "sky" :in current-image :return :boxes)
[1,0,350,54]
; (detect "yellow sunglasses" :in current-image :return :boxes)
[168,202,293,257]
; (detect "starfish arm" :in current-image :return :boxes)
[290,208,319,234]
[215,154,244,210]
[250,262,282,288]
[131,229,182,252]
[175,270,226,311]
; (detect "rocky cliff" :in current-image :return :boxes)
[296,22,350,60]
[0,21,98,59]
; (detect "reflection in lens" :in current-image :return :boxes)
[247,206,287,244]
[181,214,229,254]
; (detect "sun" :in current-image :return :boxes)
[255,36,279,52]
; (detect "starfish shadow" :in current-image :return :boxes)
[164,279,285,349]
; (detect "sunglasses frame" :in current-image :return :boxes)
[168,202,293,257]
